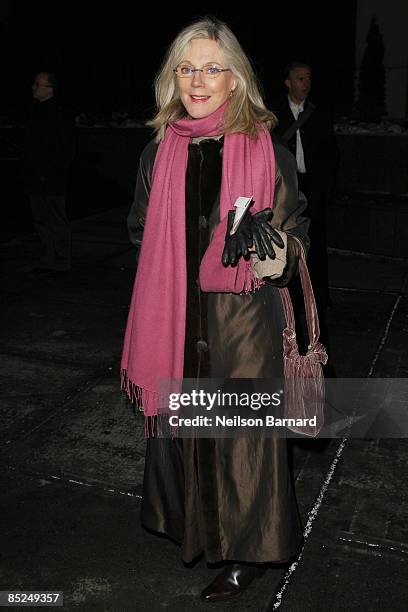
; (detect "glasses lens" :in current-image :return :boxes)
[203,64,223,78]
[177,63,193,77]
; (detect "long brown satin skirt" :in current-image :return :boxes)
[141,285,303,564]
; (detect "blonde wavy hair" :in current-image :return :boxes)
[147,17,277,141]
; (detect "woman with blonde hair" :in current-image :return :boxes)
[122,16,309,602]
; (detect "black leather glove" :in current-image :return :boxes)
[222,207,284,267]
[221,210,252,267]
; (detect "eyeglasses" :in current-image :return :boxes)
[173,62,231,79]
[33,82,52,88]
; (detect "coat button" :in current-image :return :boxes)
[196,340,208,353]
[198,215,208,229]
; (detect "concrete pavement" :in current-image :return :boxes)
[1,207,408,611]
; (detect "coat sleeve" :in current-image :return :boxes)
[266,137,310,287]
[127,139,158,249]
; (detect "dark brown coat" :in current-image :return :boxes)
[128,135,308,563]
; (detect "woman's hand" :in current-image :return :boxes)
[221,207,284,266]
[221,210,252,266]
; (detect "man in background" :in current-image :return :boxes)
[273,61,338,310]
[21,71,75,276]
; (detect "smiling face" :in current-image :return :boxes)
[176,38,237,119]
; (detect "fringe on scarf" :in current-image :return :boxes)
[121,368,179,438]
[243,261,265,293]
[121,368,159,437]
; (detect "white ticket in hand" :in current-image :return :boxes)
[230,196,253,234]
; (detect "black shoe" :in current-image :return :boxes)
[200,563,266,602]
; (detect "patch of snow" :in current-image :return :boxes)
[334,118,408,135]
[74,111,146,128]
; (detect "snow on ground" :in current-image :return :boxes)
[334,118,408,135]
[75,114,408,134]
[1,113,407,133]
[74,112,145,128]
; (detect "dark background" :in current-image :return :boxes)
[0,1,365,243]
[0,2,357,121]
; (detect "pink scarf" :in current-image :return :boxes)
[121,102,276,431]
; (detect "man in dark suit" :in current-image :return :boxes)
[272,61,338,310]
[21,71,75,276]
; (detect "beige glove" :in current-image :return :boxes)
[251,230,287,280]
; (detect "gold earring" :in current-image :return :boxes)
[229,89,234,98]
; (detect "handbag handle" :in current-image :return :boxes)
[279,236,321,347]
